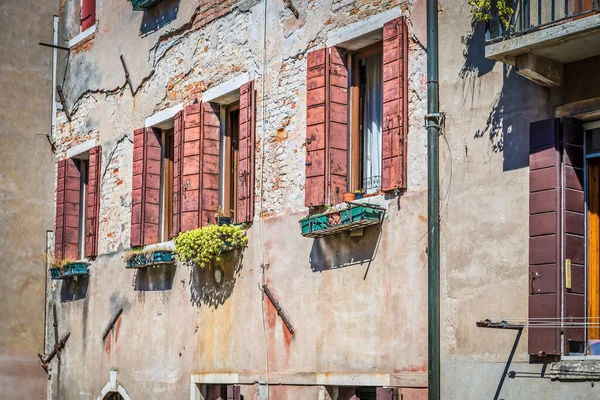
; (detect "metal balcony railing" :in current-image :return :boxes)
[486,0,600,41]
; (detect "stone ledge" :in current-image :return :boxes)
[550,360,600,380]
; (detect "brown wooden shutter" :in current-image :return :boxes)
[226,385,241,400]
[81,0,95,30]
[329,47,349,205]
[201,102,221,227]
[528,118,584,356]
[55,158,81,260]
[85,146,101,258]
[172,110,184,237]
[182,104,202,232]
[237,81,256,224]
[306,48,328,207]
[562,117,585,353]
[130,127,161,247]
[376,387,398,400]
[382,17,408,192]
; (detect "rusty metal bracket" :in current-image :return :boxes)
[120,55,136,96]
[476,319,524,330]
[56,85,71,121]
[38,332,70,373]
[102,308,123,341]
[263,284,295,335]
[283,0,299,18]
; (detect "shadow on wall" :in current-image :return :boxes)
[459,21,496,79]
[190,250,243,308]
[139,0,180,36]
[309,225,382,274]
[134,264,176,291]
[60,276,90,302]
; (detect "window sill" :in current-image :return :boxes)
[143,240,175,252]
[550,359,600,380]
[69,24,96,48]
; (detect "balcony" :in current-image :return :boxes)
[485,0,600,86]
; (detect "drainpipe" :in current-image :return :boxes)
[426,0,441,398]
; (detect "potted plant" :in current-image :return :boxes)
[48,256,90,280]
[123,247,174,268]
[215,206,234,226]
[174,224,248,268]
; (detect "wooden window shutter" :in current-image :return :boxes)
[226,384,241,400]
[201,102,221,227]
[81,0,96,30]
[238,81,256,223]
[382,17,408,192]
[528,118,584,356]
[85,146,102,258]
[376,387,398,400]
[172,110,184,237]
[182,104,202,232]
[305,47,349,207]
[130,127,161,247]
[55,158,81,260]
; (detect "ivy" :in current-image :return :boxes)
[468,0,514,28]
[174,224,248,268]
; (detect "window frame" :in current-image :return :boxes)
[160,128,175,242]
[222,102,240,222]
[77,158,89,259]
[348,41,384,194]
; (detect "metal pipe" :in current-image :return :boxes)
[426,0,441,397]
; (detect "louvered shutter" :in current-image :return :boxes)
[182,104,202,232]
[55,158,81,260]
[329,47,349,205]
[201,102,221,227]
[172,110,184,237]
[382,17,408,192]
[562,117,585,353]
[85,146,102,258]
[376,387,398,400]
[528,118,584,356]
[130,127,161,247]
[306,48,328,207]
[226,385,241,400]
[81,0,95,30]
[238,81,256,223]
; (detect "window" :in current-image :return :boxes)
[160,128,175,241]
[77,158,89,259]
[203,384,242,400]
[350,43,383,194]
[222,102,240,221]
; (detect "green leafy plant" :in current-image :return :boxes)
[174,224,248,268]
[468,0,514,28]
[47,253,76,270]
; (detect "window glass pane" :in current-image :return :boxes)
[587,128,600,155]
[362,52,383,193]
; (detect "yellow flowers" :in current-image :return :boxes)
[468,0,514,28]
[174,224,248,268]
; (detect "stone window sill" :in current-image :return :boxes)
[69,24,96,48]
[550,359,600,380]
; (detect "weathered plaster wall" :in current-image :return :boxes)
[438,0,600,398]
[0,1,56,399]
[49,1,429,399]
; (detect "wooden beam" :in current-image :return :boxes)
[283,0,299,18]
[555,97,600,121]
[515,54,564,87]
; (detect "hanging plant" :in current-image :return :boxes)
[174,224,248,268]
[468,0,514,28]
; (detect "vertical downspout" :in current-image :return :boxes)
[426,0,441,398]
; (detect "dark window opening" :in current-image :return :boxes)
[77,158,89,259]
[223,103,240,222]
[161,128,175,241]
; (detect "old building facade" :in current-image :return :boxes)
[45,0,600,399]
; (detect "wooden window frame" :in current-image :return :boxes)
[77,158,89,259]
[222,102,240,221]
[160,128,175,242]
[349,41,383,193]
[586,124,600,347]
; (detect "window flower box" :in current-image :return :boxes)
[299,214,330,236]
[125,250,174,269]
[49,261,90,280]
[340,205,382,224]
[300,203,385,238]
[131,0,164,11]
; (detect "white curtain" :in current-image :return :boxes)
[362,53,383,194]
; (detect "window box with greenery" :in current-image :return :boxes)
[49,259,90,280]
[299,203,385,238]
[124,248,174,269]
[174,224,248,268]
[131,0,164,11]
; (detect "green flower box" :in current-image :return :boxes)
[49,262,90,280]
[299,214,329,236]
[131,0,164,11]
[126,250,173,268]
[341,205,383,225]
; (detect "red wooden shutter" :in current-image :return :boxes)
[528,118,584,356]
[81,0,96,30]
[201,102,221,227]
[238,81,256,223]
[85,146,102,258]
[182,104,202,232]
[172,110,184,237]
[329,47,349,205]
[382,17,408,192]
[562,117,585,353]
[130,127,161,247]
[376,387,398,400]
[306,48,328,207]
[226,385,241,400]
[55,158,81,260]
